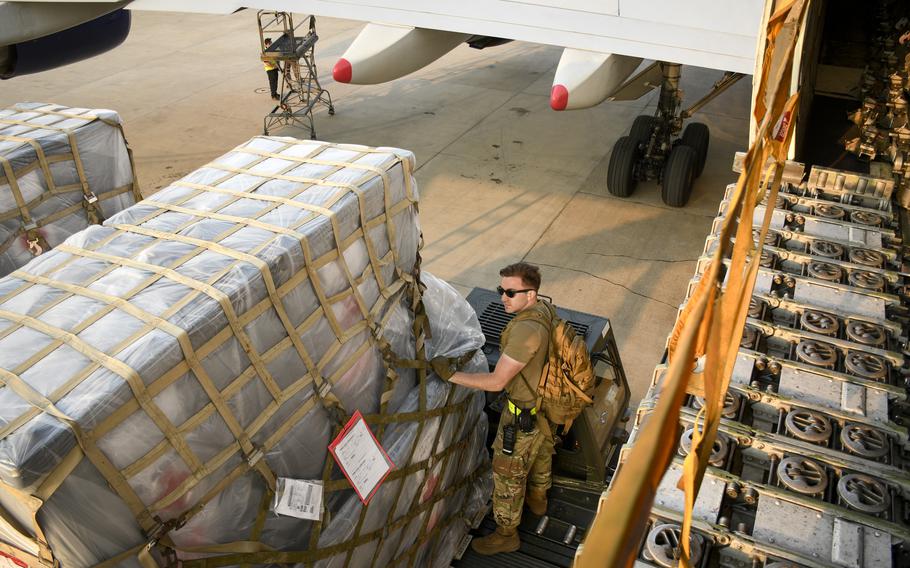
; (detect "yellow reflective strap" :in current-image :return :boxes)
[506,399,536,415]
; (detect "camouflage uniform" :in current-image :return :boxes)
[492,301,554,529]
[492,410,555,527]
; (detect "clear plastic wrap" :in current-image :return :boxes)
[314,273,490,568]
[0,103,140,275]
[0,137,491,568]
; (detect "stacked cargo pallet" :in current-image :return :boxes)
[616,164,910,567]
[0,103,141,275]
[0,136,491,568]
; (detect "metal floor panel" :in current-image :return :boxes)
[455,549,565,568]
[454,524,575,568]
[453,485,600,568]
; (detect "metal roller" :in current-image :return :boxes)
[809,240,844,259]
[845,320,886,346]
[807,261,843,282]
[840,423,890,459]
[844,350,888,380]
[784,409,833,443]
[814,203,847,219]
[794,339,838,368]
[799,309,839,336]
[777,456,829,495]
[642,523,704,568]
[837,473,891,514]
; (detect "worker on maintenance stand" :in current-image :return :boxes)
[262,37,280,100]
[434,262,554,555]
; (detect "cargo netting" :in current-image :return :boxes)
[0,103,141,276]
[0,136,491,568]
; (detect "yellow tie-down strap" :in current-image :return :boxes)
[574,1,809,566]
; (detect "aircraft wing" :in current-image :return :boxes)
[138,0,763,110]
[2,0,764,110]
[132,0,764,74]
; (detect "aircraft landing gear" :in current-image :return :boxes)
[606,63,742,207]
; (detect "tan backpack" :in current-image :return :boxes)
[509,301,596,430]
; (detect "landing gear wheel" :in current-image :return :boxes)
[630,115,656,145]
[661,144,697,207]
[681,122,709,177]
[607,136,640,197]
[328,105,336,116]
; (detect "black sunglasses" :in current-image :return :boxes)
[497,286,535,298]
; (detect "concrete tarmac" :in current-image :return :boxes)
[0,10,752,406]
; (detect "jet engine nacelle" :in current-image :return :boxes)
[1,8,131,80]
[333,23,470,84]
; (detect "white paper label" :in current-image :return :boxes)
[274,478,323,521]
[330,414,393,503]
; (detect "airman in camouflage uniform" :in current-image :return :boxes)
[442,262,554,556]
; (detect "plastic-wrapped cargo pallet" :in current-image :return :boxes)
[0,102,141,276]
[0,136,492,568]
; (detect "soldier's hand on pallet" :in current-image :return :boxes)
[429,356,457,380]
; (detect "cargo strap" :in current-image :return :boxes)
[351,246,427,567]
[175,464,489,567]
[0,153,48,257]
[1,115,102,224]
[2,105,121,127]
[389,348,476,371]
[574,1,809,566]
[0,182,135,256]
[0,105,142,259]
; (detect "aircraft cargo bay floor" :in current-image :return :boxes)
[0,10,752,407]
